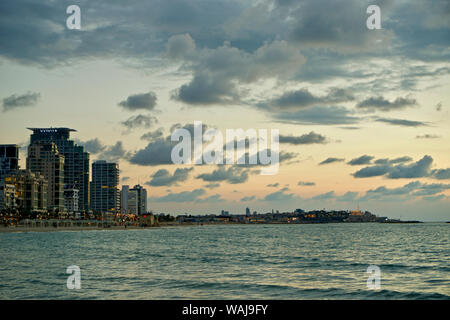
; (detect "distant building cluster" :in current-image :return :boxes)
[0,128,149,218]
[175,208,385,224]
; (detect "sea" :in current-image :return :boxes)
[0,223,449,299]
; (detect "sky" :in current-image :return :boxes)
[0,0,449,221]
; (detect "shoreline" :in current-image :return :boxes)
[0,220,439,234]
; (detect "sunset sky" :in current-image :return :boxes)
[0,0,449,220]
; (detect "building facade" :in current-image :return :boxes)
[127,185,147,215]
[26,142,65,213]
[4,170,47,214]
[28,128,90,212]
[0,182,16,211]
[90,161,120,214]
[121,185,129,214]
[64,185,79,214]
[0,144,20,180]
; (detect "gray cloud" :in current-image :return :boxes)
[122,114,158,130]
[166,33,196,60]
[129,138,174,166]
[311,180,450,203]
[279,132,328,145]
[312,191,335,200]
[171,39,305,106]
[148,188,206,203]
[2,91,40,112]
[298,181,315,186]
[287,0,393,52]
[319,157,345,165]
[353,155,445,179]
[336,191,359,202]
[118,92,157,111]
[258,88,354,111]
[204,183,220,189]
[141,128,165,141]
[375,118,429,127]
[432,169,450,180]
[77,138,106,154]
[352,165,391,178]
[374,156,413,165]
[0,0,244,67]
[357,96,417,112]
[360,181,450,201]
[147,167,193,187]
[416,134,441,139]
[241,195,256,202]
[267,183,279,188]
[347,155,374,166]
[130,122,208,166]
[264,187,298,201]
[387,155,433,179]
[196,166,250,184]
[98,141,130,161]
[195,194,225,203]
[274,106,360,125]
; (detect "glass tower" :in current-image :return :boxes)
[27,128,90,212]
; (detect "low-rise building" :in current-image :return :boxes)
[4,170,47,214]
[0,182,16,211]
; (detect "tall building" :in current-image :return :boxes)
[90,161,120,214]
[127,185,147,215]
[26,142,65,212]
[27,128,90,211]
[0,144,20,180]
[121,185,129,214]
[4,170,47,213]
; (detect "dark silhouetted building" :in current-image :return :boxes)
[90,161,120,214]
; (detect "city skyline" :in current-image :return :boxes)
[1,0,449,221]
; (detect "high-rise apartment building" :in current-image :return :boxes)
[28,128,90,211]
[121,185,129,214]
[128,184,147,215]
[123,184,147,215]
[26,142,65,212]
[90,161,120,214]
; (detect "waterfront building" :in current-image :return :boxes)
[26,142,65,213]
[246,207,251,216]
[121,185,130,214]
[0,144,20,180]
[4,170,47,213]
[64,185,79,214]
[128,184,147,215]
[90,161,120,214]
[0,182,16,211]
[28,128,90,211]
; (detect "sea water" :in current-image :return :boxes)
[0,223,449,299]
